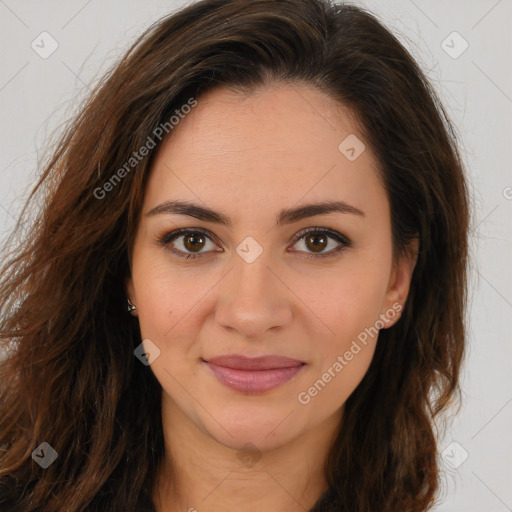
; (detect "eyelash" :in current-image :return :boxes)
[157,227,353,260]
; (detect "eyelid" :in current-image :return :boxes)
[159,227,220,249]
[291,226,352,246]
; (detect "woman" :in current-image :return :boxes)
[0,0,470,510]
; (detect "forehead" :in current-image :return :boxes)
[144,83,387,219]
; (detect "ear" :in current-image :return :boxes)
[125,275,138,317]
[380,237,419,329]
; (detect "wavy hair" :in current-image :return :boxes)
[0,0,470,510]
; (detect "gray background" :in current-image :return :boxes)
[1,1,511,511]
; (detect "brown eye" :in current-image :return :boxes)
[304,233,328,253]
[290,227,352,259]
[182,232,207,252]
[160,229,219,259]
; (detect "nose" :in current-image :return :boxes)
[214,249,293,339]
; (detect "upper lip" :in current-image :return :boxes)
[204,354,305,370]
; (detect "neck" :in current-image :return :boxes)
[152,394,342,512]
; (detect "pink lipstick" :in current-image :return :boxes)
[203,354,305,394]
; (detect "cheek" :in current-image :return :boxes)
[305,339,377,412]
[301,278,384,410]
[305,263,389,340]
[131,255,222,366]
[315,289,380,378]
[131,255,188,341]
[299,256,390,382]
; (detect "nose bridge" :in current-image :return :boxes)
[214,238,292,337]
[233,245,274,298]
[230,238,279,307]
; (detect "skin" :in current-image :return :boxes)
[126,82,418,512]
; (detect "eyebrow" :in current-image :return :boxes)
[145,199,365,225]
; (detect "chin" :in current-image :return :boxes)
[200,409,305,454]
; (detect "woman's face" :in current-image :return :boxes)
[126,82,417,452]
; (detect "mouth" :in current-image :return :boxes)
[201,354,306,394]
[204,354,305,370]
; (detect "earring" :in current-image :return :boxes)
[127,298,137,312]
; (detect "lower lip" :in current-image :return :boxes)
[204,362,305,394]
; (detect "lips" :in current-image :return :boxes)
[202,354,306,394]
[204,354,304,370]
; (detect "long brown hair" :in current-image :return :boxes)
[0,1,470,510]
